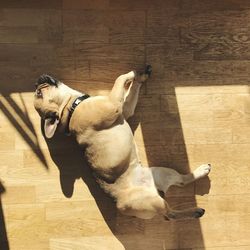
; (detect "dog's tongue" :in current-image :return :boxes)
[44,118,59,139]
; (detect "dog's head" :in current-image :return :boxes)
[34,74,66,139]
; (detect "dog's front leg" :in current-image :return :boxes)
[109,71,136,111]
[123,65,152,120]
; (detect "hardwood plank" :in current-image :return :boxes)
[194,246,250,250]
[75,44,145,81]
[108,11,145,44]
[65,80,112,96]
[161,94,213,113]
[193,196,250,248]
[137,143,191,178]
[0,9,62,43]
[5,203,45,221]
[140,195,249,249]
[109,0,180,11]
[146,10,180,44]
[136,94,161,112]
[115,234,181,250]
[169,87,248,114]
[130,111,182,128]
[213,109,250,128]
[35,179,94,203]
[174,86,250,95]
[187,144,250,167]
[0,0,62,9]
[180,0,250,13]
[212,93,248,111]
[181,127,232,144]
[45,201,108,221]
[4,204,48,250]
[134,123,164,146]
[5,205,112,243]
[186,144,250,195]
[147,82,250,96]
[143,195,250,249]
[63,0,109,10]
[2,186,36,204]
[46,201,145,236]
[178,110,214,128]
[0,44,88,94]
[50,236,125,250]
[0,150,23,169]
[0,132,15,150]
[180,10,250,60]
[0,26,39,43]
[146,44,250,86]
[233,126,250,143]
[63,10,109,44]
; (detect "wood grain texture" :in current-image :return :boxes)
[0,9,62,43]
[0,0,62,9]
[63,10,109,44]
[63,0,109,10]
[0,0,250,250]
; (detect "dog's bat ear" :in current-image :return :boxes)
[44,118,59,139]
[37,74,58,87]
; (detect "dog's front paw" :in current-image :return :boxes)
[145,64,152,76]
[137,65,152,83]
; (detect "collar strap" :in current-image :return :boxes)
[66,94,90,134]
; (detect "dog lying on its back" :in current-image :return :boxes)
[34,66,211,220]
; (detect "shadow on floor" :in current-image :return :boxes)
[0,95,48,169]
[0,181,9,250]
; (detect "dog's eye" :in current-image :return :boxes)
[36,89,43,98]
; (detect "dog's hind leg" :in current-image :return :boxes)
[117,193,167,219]
[117,188,205,220]
[151,164,211,193]
[115,164,206,220]
[149,165,210,219]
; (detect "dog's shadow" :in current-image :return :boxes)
[43,121,145,249]
[44,130,117,222]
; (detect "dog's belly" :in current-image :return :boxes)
[83,121,136,182]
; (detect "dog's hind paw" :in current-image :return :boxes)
[194,208,205,218]
[194,164,211,179]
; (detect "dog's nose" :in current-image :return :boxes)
[52,111,57,117]
[45,111,58,120]
[51,112,59,120]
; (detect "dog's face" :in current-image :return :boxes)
[34,75,63,139]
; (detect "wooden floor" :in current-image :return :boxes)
[1,0,250,249]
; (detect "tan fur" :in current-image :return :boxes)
[34,69,211,220]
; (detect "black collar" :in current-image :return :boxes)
[66,94,90,134]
